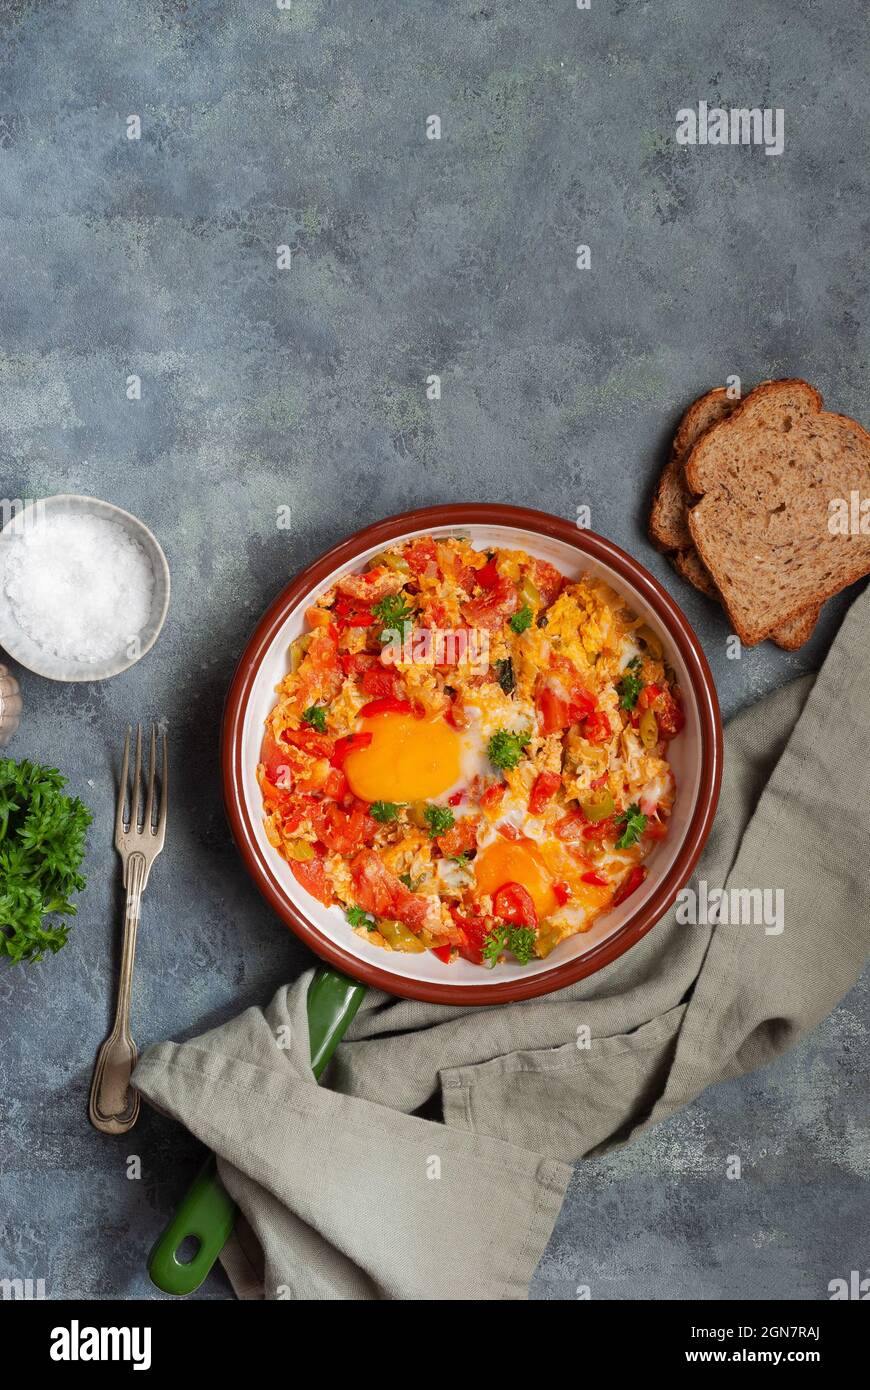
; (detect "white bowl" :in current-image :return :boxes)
[0,495,170,682]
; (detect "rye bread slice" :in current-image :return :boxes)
[685,379,870,645]
[650,388,737,551]
[652,388,821,649]
[672,547,819,649]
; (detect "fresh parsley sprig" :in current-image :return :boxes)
[615,803,647,849]
[618,656,644,711]
[487,728,531,770]
[301,704,328,733]
[0,759,92,964]
[481,924,537,967]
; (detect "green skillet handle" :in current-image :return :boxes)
[147,967,367,1295]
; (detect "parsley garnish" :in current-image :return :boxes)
[487,728,531,770]
[509,605,533,634]
[449,852,470,868]
[301,704,328,733]
[423,804,455,838]
[346,905,378,931]
[481,924,537,967]
[370,801,404,823]
[0,758,92,963]
[372,593,415,636]
[618,657,644,710]
[615,803,647,849]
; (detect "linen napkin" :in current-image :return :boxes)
[134,583,870,1300]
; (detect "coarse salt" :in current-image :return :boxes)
[3,512,155,664]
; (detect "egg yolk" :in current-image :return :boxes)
[344,712,462,803]
[475,838,559,920]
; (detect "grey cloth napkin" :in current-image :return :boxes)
[134,585,870,1300]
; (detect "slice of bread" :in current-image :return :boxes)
[673,545,819,649]
[650,388,737,551]
[685,379,870,645]
[652,387,821,649]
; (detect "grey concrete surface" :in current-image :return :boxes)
[0,0,867,1300]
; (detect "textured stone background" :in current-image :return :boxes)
[0,0,867,1300]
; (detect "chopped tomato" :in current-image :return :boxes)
[582,816,616,842]
[612,865,647,906]
[341,652,377,675]
[333,594,375,627]
[638,683,661,711]
[430,944,453,963]
[536,678,597,734]
[528,558,563,608]
[289,855,334,908]
[322,768,348,801]
[529,771,561,815]
[493,882,538,930]
[553,880,572,906]
[350,849,431,933]
[404,537,439,576]
[581,870,608,887]
[330,732,373,766]
[583,711,612,743]
[480,782,506,811]
[260,729,290,784]
[358,696,414,717]
[436,816,480,859]
[448,789,464,806]
[461,575,518,630]
[310,801,378,856]
[450,906,488,964]
[281,728,335,758]
[656,689,685,739]
[360,665,399,698]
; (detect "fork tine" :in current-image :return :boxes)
[157,729,169,836]
[144,724,158,831]
[115,725,131,840]
[131,723,143,832]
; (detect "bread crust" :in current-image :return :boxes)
[651,384,821,649]
[685,379,870,644]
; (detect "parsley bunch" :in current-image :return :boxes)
[0,759,92,965]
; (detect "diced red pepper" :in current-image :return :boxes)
[553,880,571,906]
[280,727,335,758]
[333,594,375,627]
[529,770,561,815]
[330,732,373,766]
[358,696,414,718]
[448,790,464,806]
[612,864,647,906]
[581,870,608,887]
[430,944,453,963]
[475,558,500,590]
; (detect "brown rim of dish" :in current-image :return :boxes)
[222,504,723,1006]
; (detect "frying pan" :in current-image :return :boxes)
[148,505,722,1294]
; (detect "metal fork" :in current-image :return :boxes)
[89,724,168,1135]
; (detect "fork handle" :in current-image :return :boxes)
[89,852,146,1133]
